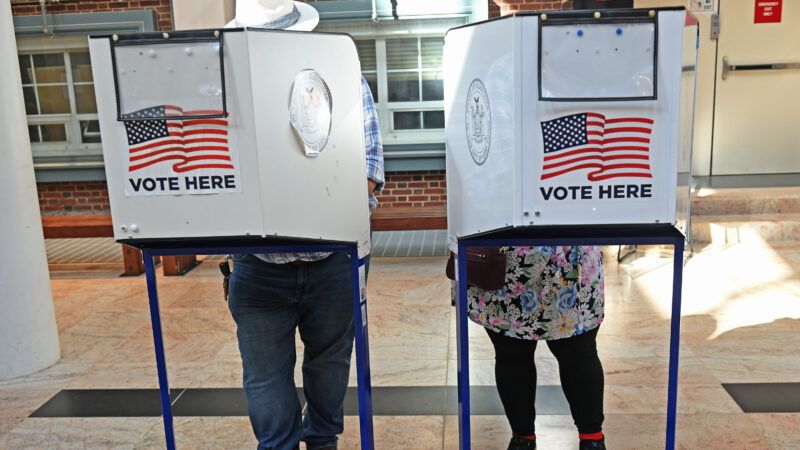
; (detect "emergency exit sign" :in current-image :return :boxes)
[755,0,782,23]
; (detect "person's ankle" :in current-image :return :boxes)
[513,433,536,441]
[579,431,603,441]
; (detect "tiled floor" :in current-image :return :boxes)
[2,239,800,449]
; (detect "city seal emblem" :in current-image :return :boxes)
[465,78,491,165]
[289,70,332,157]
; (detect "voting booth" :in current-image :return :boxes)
[444,8,698,450]
[88,28,376,449]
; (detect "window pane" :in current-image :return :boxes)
[19,55,33,84]
[28,125,40,143]
[388,72,420,102]
[386,38,419,70]
[394,111,421,130]
[80,120,102,144]
[40,123,67,142]
[37,85,70,114]
[420,37,444,69]
[423,110,445,129]
[70,52,94,82]
[422,71,444,101]
[74,84,97,114]
[32,53,66,83]
[23,86,39,115]
[363,72,379,103]
[355,40,377,71]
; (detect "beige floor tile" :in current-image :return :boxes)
[749,413,800,450]
[0,388,60,420]
[339,415,445,450]
[605,384,742,414]
[0,417,160,450]
[138,417,254,449]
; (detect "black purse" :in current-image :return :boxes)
[445,247,507,291]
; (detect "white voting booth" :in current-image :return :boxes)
[444,8,698,450]
[89,28,371,258]
[445,7,696,247]
[88,28,377,450]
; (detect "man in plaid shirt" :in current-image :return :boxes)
[225,4,384,449]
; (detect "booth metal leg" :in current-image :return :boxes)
[143,250,176,450]
[665,239,685,450]
[455,246,471,450]
[350,249,375,449]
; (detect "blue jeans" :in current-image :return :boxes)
[228,253,356,450]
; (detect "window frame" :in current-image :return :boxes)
[17,36,103,160]
[318,17,466,145]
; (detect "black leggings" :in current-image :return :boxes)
[485,327,604,435]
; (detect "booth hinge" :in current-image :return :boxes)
[710,13,720,40]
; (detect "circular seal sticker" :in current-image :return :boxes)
[289,70,332,157]
[465,78,491,165]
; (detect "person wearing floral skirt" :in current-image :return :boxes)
[467,246,606,450]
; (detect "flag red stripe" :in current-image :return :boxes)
[605,117,654,125]
[587,121,605,127]
[603,136,650,144]
[172,163,235,173]
[183,119,228,127]
[543,153,650,170]
[604,127,652,134]
[588,171,653,181]
[129,154,232,172]
[541,163,604,180]
[587,113,605,119]
[543,146,650,162]
[130,146,230,162]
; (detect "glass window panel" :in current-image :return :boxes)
[74,84,97,114]
[32,53,66,83]
[40,123,67,142]
[363,72,379,103]
[386,38,419,70]
[37,85,70,114]
[80,120,102,144]
[28,125,40,143]
[423,110,444,129]
[420,37,444,69]
[394,111,421,130]
[70,52,94,82]
[19,55,33,84]
[23,86,39,115]
[422,71,444,101]
[388,72,420,102]
[355,40,377,71]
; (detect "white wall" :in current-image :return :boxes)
[635,0,717,176]
[172,0,235,29]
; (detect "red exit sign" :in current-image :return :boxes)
[755,0,782,23]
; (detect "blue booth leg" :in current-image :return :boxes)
[143,251,176,450]
[350,249,375,449]
[456,247,471,450]
[665,238,685,450]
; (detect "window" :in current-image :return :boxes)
[19,50,102,156]
[354,35,446,141]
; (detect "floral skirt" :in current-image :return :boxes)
[467,246,604,340]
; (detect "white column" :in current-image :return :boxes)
[0,1,60,380]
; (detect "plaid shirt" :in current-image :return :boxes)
[257,76,384,264]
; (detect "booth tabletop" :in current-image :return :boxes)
[457,224,685,247]
[117,236,360,256]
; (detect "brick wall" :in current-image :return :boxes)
[37,181,110,216]
[10,0,173,30]
[493,0,573,15]
[375,171,447,209]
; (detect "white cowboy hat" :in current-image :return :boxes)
[226,0,319,31]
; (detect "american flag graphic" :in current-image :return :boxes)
[124,105,233,173]
[540,112,653,181]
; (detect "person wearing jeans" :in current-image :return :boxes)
[225,3,384,448]
[467,246,606,450]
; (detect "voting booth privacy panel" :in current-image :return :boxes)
[88,29,371,258]
[444,8,697,249]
